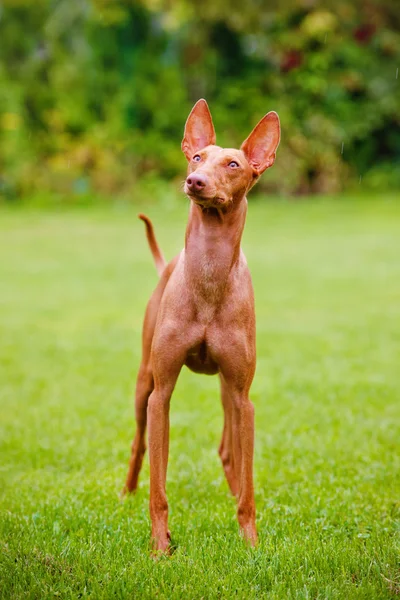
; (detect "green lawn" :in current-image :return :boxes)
[0,197,399,599]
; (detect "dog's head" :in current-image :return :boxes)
[182,99,280,209]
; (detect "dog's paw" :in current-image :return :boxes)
[240,524,258,547]
[151,530,172,558]
[119,485,136,501]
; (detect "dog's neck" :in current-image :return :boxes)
[184,198,247,304]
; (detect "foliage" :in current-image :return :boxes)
[0,0,399,201]
[1,199,399,597]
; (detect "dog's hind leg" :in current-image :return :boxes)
[122,213,171,495]
[218,373,239,496]
[122,287,162,496]
[123,361,153,494]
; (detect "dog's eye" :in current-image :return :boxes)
[193,155,201,162]
[228,161,239,168]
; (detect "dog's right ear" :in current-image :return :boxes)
[182,99,216,161]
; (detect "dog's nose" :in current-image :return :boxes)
[186,173,207,191]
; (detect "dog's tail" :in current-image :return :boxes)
[138,214,166,277]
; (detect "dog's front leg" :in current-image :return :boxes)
[148,382,173,553]
[148,321,194,553]
[217,337,257,545]
[231,392,257,545]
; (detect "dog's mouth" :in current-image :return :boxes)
[184,186,228,207]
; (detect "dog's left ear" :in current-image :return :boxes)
[182,99,216,161]
[241,111,280,174]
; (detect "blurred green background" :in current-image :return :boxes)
[1,0,399,204]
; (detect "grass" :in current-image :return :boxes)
[0,196,399,599]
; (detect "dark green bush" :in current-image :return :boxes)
[0,0,399,202]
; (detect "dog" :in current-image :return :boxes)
[123,99,280,552]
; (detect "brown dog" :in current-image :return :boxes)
[123,99,280,553]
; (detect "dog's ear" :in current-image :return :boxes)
[241,111,280,174]
[182,99,216,161]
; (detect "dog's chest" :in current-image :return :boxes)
[198,256,221,296]
[191,256,230,322]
